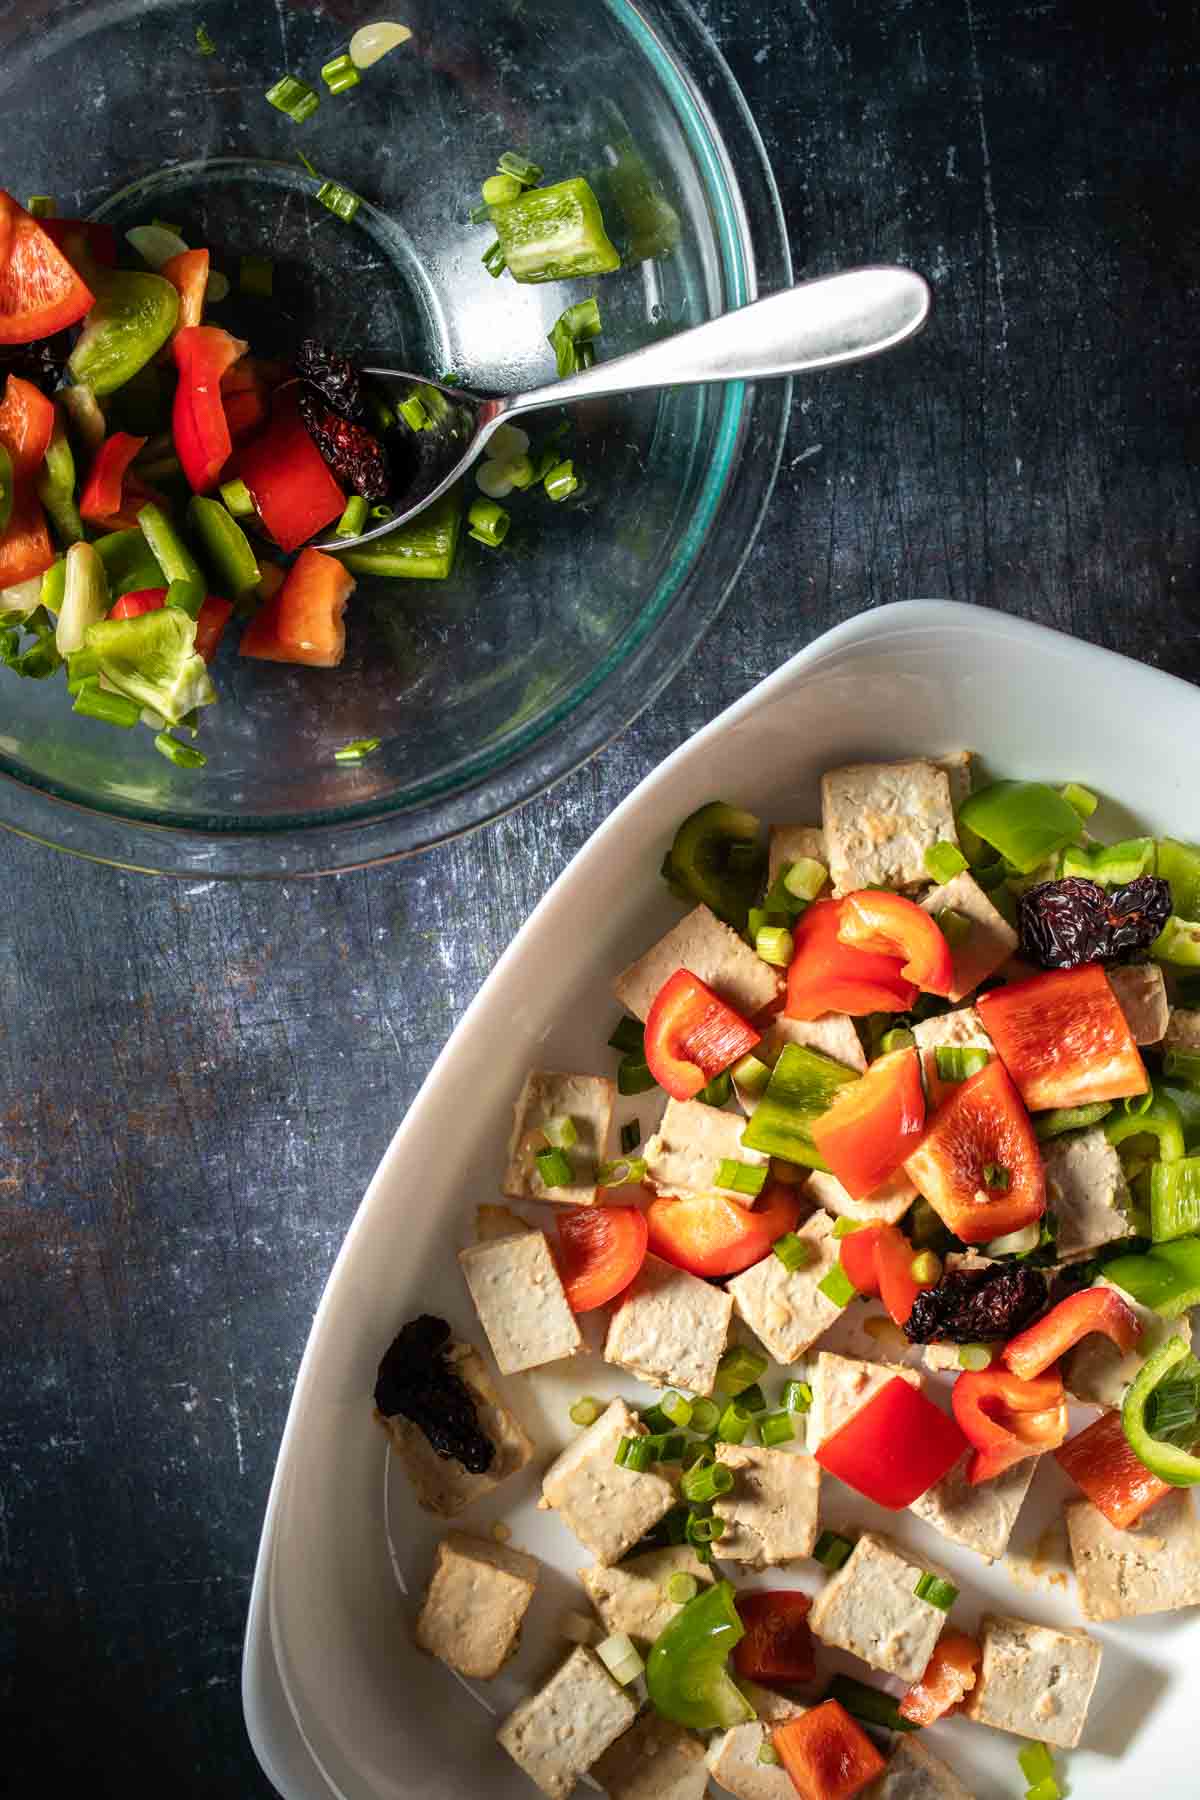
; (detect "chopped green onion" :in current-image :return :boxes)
[468,497,510,548]
[617,1055,657,1096]
[658,1433,687,1464]
[399,394,430,433]
[783,1380,812,1414]
[910,1250,942,1284]
[597,1156,647,1188]
[219,477,256,518]
[316,180,361,222]
[640,1404,673,1435]
[681,1460,735,1504]
[759,1410,795,1448]
[265,75,320,122]
[665,1571,699,1605]
[1061,782,1099,820]
[832,1217,864,1238]
[715,1346,768,1397]
[958,1344,993,1371]
[609,1016,645,1056]
[696,1070,733,1108]
[755,924,794,967]
[685,1511,725,1545]
[369,503,394,522]
[620,1119,641,1155]
[547,297,603,378]
[482,240,507,278]
[738,1383,767,1414]
[195,23,217,55]
[543,458,579,502]
[784,856,828,901]
[26,195,56,219]
[535,1146,573,1188]
[772,1232,814,1273]
[758,1742,782,1766]
[983,1162,1011,1189]
[1034,1101,1113,1140]
[296,149,320,179]
[716,1402,752,1445]
[333,496,370,539]
[913,1572,958,1610]
[238,253,274,298]
[542,1115,577,1151]
[333,737,381,764]
[321,52,361,93]
[1025,1781,1061,1800]
[1125,1089,1155,1118]
[1150,1158,1200,1241]
[818,1264,857,1308]
[659,1392,693,1429]
[935,1045,990,1083]
[826,1674,918,1734]
[569,1397,600,1427]
[496,151,544,186]
[731,1053,772,1097]
[925,840,969,883]
[689,1397,720,1435]
[482,173,523,207]
[596,1631,644,1686]
[880,1027,916,1053]
[814,1530,855,1571]
[615,1435,654,1473]
[73,682,141,728]
[714,1158,768,1198]
[935,907,972,947]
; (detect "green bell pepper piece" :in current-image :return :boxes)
[186,496,260,601]
[68,269,180,396]
[1060,837,1156,885]
[1102,1237,1200,1318]
[1157,838,1200,920]
[740,1044,859,1170]
[335,486,463,581]
[1162,1082,1200,1151]
[662,801,764,930]
[139,501,206,591]
[645,1580,755,1731]
[35,408,83,545]
[957,781,1083,874]
[0,443,12,536]
[1105,1086,1185,1165]
[1150,1157,1200,1242]
[825,1674,919,1734]
[488,177,621,283]
[85,607,215,726]
[1152,916,1200,968]
[1121,1335,1200,1484]
[93,529,169,600]
[39,558,66,615]
[1034,1101,1113,1141]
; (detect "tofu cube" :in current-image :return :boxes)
[459,1231,582,1374]
[377,1339,533,1518]
[1042,1128,1133,1262]
[920,871,1018,1003]
[1108,963,1169,1045]
[504,1070,615,1205]
[497,1645,637,1800]
[580,1546,715,1644]
[711,1443,821,1566]
[911,1007,993,1107]
[706,1689,806,1800]
[936,750,974,811]
[865,1734,974,1800]
[804,1166,916,1226]
[822,760,958,896]
[604,1254,733,1396]
[808,1530,953,1682]
[1063,1275,1190,1409]
[643,1097,769,1203]
[591,1711,709,1800]
[1065,1489,1200,1621]
[614,903,783,1023]
[909,1451,1037,1562]
[807,1351,921,1450]
[726,1211,843,1364]
[414,1531,538,1679]
[964,1613,1102,1748]
[1163,1007,1200,1052]
[768,823,826,886]
[541,1398,676,1565]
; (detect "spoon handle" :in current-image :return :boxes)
[494,265,931,424]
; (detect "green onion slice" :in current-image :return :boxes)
[759,1410,794,1448]
[681,1460,735,1504]
[813,1529,854,1570]
[1018,1744,1056,1787]
[543,1115,578,1150]
[715,1157,768,1198]
[265,75,320,122]
[569,1397,600,1427]
[597,1156,647,1188]
[496,150,544,186]
[818,1264,857,1308]
[925,840,968,883]
[958,1344,993,1371]
[783,1379,812,1413]
[716,1402,752,1445]
[468,497,510,548]
[334,738,381,763]
[535,1146,573,1188]
[666,1572,698,1605]
[755,924,794,967]
[689,1397,720,1435]
[316,180,361,222]
[321,53,361,93]
[879,1027,916,1054]
[715,1346,768,1397]
[596,1632,644,1686]
[773,1232,814,1272]
[913,1572,958,1610]
[220,477,256,518]
[935,1045,990,1083]
[659,1391,692,1428]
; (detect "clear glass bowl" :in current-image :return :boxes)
[0,0,790,875]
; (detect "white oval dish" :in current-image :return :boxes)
[244,599,1200,1800]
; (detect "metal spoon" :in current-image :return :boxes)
[315,265,931,550]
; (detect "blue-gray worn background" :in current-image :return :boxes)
[3,0,1199,1792]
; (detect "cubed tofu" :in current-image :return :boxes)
[768,824,827,887]
[541,1398,676,1565]
[804,1167,916,1227]
[920,871,1018,1004]
[808,1531,952,1682]
[476,1203,534,1241]
[1163,1007,1200,1052]
[706,1691,806,1800]
[1042,1129,1132,1262]
[579,1546,714,1643]
[963,1614,1102,1749]
[376,1340,533,1518]
[1063,1276,1190,1409]
[864,1734,975,1800]
[1108,963,1169,1045]
[414,1531,539,1679]
[504,1070,615,1205]
[712,1443,821,1566]
[807,1351,921,1450]
[592,1712,709,1800]
[936,750,974,812]
[822,760,958,896]
[643,1097,769,1203]
[909,1452,1038,1562]
[497,1645,637,1800]
[605,1254,733,1396]
[614,903,783,1022]
[726,1211,843,1364]
[1065,1489,1200,1621]
[459,1232,583,1374]
[911,1007,993,1106]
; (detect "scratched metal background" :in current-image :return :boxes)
[3,0,1199,1792]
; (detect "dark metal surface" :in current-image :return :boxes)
[3,1,1198,1792]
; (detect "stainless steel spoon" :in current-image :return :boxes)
[315,265,931,550]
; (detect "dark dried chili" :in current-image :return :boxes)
[1018,875,1171,969]
[374,1313,494,1473]
[297,384,391,500]
[295,338,366,421]
[904,1263,1049,1344]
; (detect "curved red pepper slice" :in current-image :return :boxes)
[786,897,917,1021]
[838,890,955,996]
[898,1629,980,1726]
[977,964,1148,1110]
[0,483,54,587]
[0,373,55,480]
[1002,1285,1141,1382]
[952,1365,1068,1484]
[732,1591,815,1685]
[1054,1407,1173,1529]
[644,968,761,1101]
[811,1046,925,1201]
[815,1375,968,1507]
[236,384,346,552]
[838,1220,933,1325]
[0,193,94,343]
[839,1222,883,1297]
[903,1057,1045,1244]
[79,431,147,524]
[555,1206,648,1312]
[647,1183,804,1280]
[172,324,247,494]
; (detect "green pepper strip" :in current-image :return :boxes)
[1157,839,1200,920]
[1103,1237,1200,1319]
[663,800,763,930]
[1150,1158,1200,1243]
[957,780,1082,874]
[741,1043,858,1169]
[187,496,260,600]
[139,502,207,591]
[1104,1085,1185,1164]
[644,1580,755,1732]
[1122,1336,1200,1485]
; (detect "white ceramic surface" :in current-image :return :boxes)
[243,600,1200,1800]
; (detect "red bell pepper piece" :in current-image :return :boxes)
[903,1057,1045,1244]
[172,324,247,494]
[898,1629,981,1726]
[1054,1407,1174,1529]
[773,1701,887,1800]
[815,1376,968,1507]
[79,432,147,524]
[786,897,918,1021]
[1004,1286,1142,1382]
[555,1207,648,1312]
[0,192,94,343]
[977,964,1148,1110]
[235,385,346,552]
[838,1223,883,1296]
[0,374,55,479]
[239,546,355,668]
[951,1365,1068,1483]
[839,1221,934,1323]
[109,588,165,620]
[107,587,233,664]
[646,1183,804,1279]
[221,360,271,443]
[160,248,210,340]
[0,483,54,587]
[643,968,761,1102]
[811,1046,925,1200]
[732,1591,815,1686]
[837,890,954,997]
